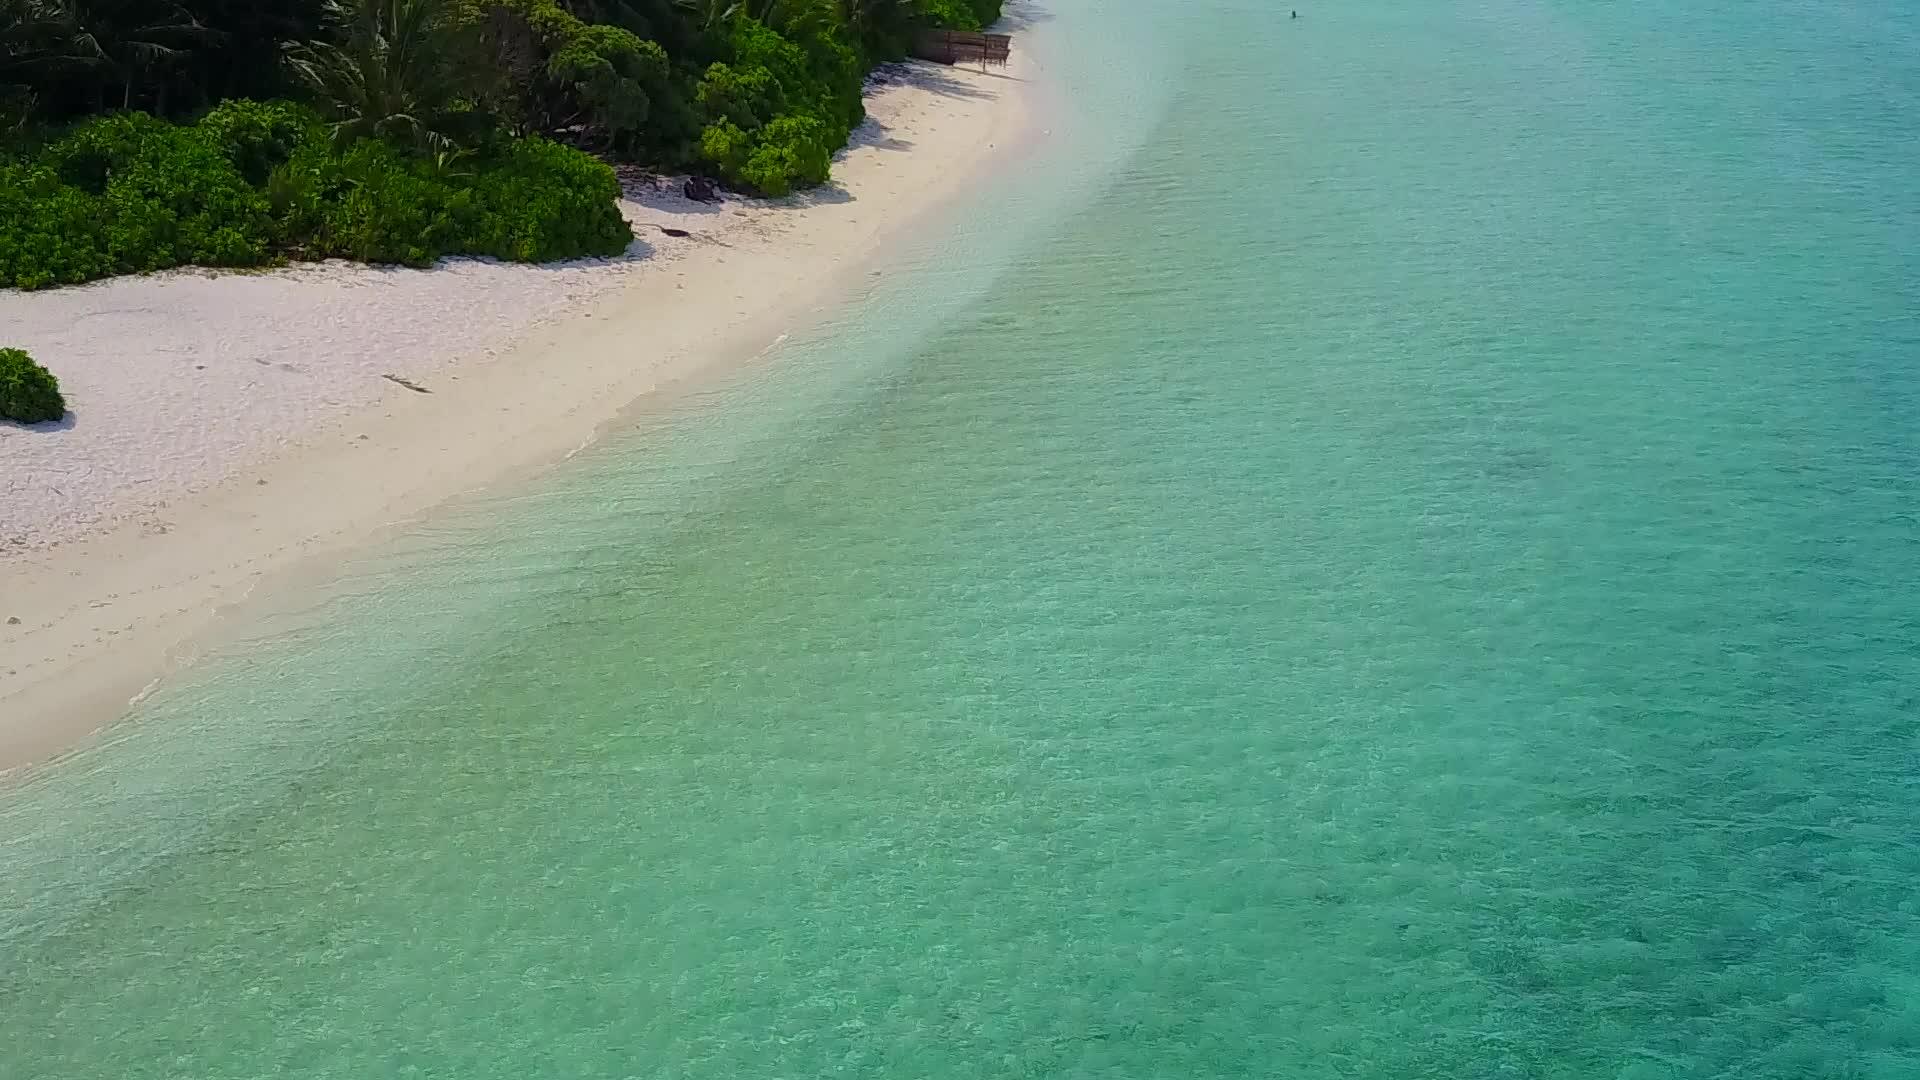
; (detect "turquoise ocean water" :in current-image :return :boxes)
[6,1,1920,1075]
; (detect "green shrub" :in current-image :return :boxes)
[696,62,782,130]
[85,118,277,273]
[40,112,165,194]
[1,104,631,288]
[0,164,114,288]
[917,0,1004,30]
[2,111,274,285]
[309,140,459,265]
[6,0,985,222]
[684,13,871,195]
[198,100,320,185]
[697,118,753,177]
[727,18,818,105]
[973,0,1008,25]
[740,113,833,196]
[700,110,834,197]
[0,348,64,424]
[468,136,630,262]
[459,0,677,152]
[294,134,630,266]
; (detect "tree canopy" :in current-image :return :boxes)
[4,0,1005,173]
[3,0,1004,289]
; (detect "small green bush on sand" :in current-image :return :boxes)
[0,349,65,424]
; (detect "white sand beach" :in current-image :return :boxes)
[0,57,1038,769]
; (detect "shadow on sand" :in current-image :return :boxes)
[347,231,662,278]
[3,408,77,433]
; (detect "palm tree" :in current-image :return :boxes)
[841,0,907,36]
[2,0,65,83]
[671,0,739,30]
[55,0,217,111]
[284,0,458,149]
[2,0,54,124]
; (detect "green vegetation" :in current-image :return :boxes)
[1,100,629,287]
[0,347,64,423]
[2,0,1006,288]
[909,0,1004,33]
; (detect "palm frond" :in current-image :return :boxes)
[284,0,460,151]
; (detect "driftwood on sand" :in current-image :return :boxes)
[381,373,431,394]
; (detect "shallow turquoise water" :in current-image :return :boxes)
[6,1,1920,1076]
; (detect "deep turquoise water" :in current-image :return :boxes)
[6,1,1920,1076]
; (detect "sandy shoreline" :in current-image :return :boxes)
[0,56,1038,771]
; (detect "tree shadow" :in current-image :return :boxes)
[785,182,854,207]
[848,120,917,153]
[620,179,734,217]
[868,60,1001,102]
[3,408,77,433]
[352,232,662,278]
[845,103,919,154]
